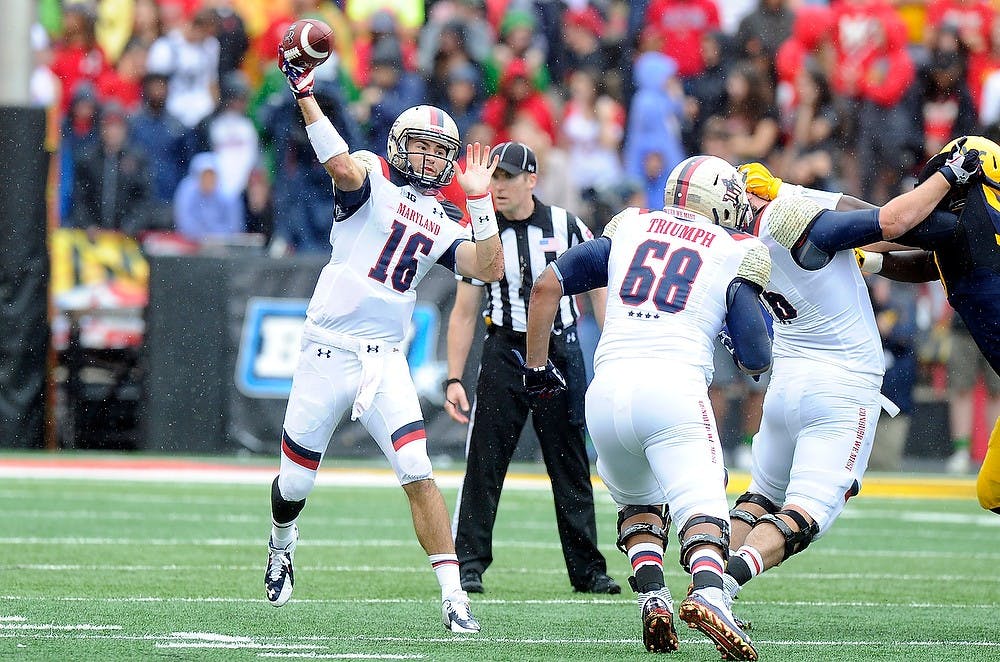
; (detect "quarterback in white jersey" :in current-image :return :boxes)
[263,50,505,635]
[525,156,772,660]
[718,147,982,617]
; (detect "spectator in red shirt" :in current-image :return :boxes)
[353,10,418,88]
[96,42,146,113]
[643,0,720,79]
[848,10,920,202]
[51,5,110,114]
[966,13,1000,112]
[925,0,994,55]
[775,4,836,90]
[479,58,555,145]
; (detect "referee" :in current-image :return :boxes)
[443,142,619,595]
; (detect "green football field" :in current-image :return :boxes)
[1,456,998,661]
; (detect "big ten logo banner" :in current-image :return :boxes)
[49,228,149,303]
[235,297,446,400]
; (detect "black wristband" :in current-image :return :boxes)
[443,378,462,392]
[938,165,957,185]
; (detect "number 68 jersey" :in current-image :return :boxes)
[304,153,472,345]
[593,206,769,376]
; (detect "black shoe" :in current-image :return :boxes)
[577,572,621,594]
[461,570,484,593]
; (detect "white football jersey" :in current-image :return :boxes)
[303,156,471,344]
[594,207,765,376]
[756,202,885,381]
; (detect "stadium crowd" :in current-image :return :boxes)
[36,0,1000,471]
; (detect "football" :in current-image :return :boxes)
[281,19,333,69]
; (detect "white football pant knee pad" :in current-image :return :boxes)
[278,456,318,502]
[394,440,433,484]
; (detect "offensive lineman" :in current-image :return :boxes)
[524,156,773,660]
[263,49,504,634]
[717,144,981,618]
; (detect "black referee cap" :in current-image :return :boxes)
[491,142,537,175]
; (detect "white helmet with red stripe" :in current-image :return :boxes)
[387,105,462,191]
[663,155,752,231]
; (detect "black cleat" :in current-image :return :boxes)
[461,570,484,594]
[577,572,622,595]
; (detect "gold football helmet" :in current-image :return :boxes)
[921,136,1000,213]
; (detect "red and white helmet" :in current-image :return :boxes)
[387,105,461,191]
[663,155,752,231]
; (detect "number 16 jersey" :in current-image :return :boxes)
[304,154,471,345]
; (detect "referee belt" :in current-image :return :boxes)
[487,323,576,342]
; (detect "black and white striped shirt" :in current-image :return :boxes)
[461,196,593,332]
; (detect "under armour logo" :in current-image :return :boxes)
[367,345,379,353]
[478,216,490,224]
[566,331,577,343]
[317,348,332,358]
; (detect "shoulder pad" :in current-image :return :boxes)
[766,197,825,249]
[737,242,771,290]
[351,150,381,174]
[603,207,640,239]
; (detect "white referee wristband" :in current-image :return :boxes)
[862,251,884,274]
[305,116,349,164]
[466,192,499,240]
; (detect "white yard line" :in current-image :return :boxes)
[0,464,551,491]
[259,655,424,660]
[2,631,998,649]
[0,594,995,610]
[7,564,998,584]
[4,535,999,561]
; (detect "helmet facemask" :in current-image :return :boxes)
[387,106,462,192]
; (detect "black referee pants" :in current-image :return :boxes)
[454,325,607,589]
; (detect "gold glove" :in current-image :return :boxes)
[739,162,783,200]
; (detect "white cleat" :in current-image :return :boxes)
[442,590,481,633]
[679,588,757,661]
[265,526,297,607]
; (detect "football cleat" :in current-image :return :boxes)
[265,526,297,607]
[687,578,752,632]
[578,572,622,595]
[638,587,678,653]
[679,589,757,661]
[460,569,484,594]
[442,590,481,633]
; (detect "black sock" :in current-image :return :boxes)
[726,557,752,585]
[634,565,664,593]
[692,570,723,590]
[271,476,306,524]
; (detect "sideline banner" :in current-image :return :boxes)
[49,229,148,350]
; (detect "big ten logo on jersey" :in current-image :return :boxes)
[235,298,308,398]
